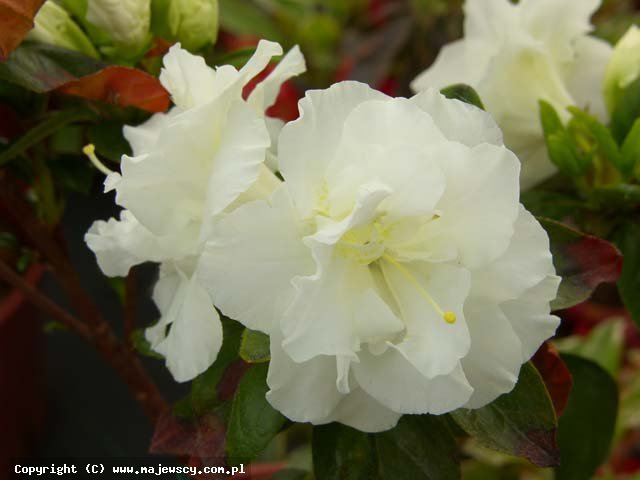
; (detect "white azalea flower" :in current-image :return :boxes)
[85,41,306,382]
[411,0,612,189]
[199,82,560,432]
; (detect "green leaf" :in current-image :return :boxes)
[313,423,378,480]
[440,84,485,110]
[613,221,640,326]
[375,415,460,479]
[568,107,624,177]
[0,108,95,167]
[556,319,625,376]
[611,76,640,144]
[451,363,559,467]
[184,318,244,417]
[0,41,105,93]
[539,100,564,137]
[591,183,640,210]
[555,354,618,480]
[622,118,640,180]
[226,363,286,463]
[130,329,163,360]
[520,190,587,221]
[538,218,622,310]
[239,328,270,363]
[545,131,588,177]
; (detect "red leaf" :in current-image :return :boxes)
[532,343,573,418]
[57,66,170,113]
[0,0,45,61]
[150,411,226,459]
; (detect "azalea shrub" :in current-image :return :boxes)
[1,0,640,479]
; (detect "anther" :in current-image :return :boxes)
[83,143,113,175]
[383,254,457,325]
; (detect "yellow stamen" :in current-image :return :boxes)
[83,143,113,175]
[382,253,456,324]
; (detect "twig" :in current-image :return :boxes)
[0,260,91,340]
[124,269,138,350]
[0,174,168,422]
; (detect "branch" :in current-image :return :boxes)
[0,260,91,340]
[0,174,168,422]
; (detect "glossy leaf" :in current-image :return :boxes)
[226,363,286,463]
[57,65,170,113]
[0,107,95,167]
[313,424,378,480]
[611,76,640,144]
[150,411,226,460]
[219,0,282,42]
[614,221,640,326]
[568,107,623,176]
[176,319,244,418]
[440,84,484,110]
[451,363,559,467]
[239,328,270,364]
[556,354,618,480]
[621,118,640,180]
[539,218,623,310]
[532,343,573,417]
[0,0,45,60]
[0,42,105,92]
[375,415,460,480]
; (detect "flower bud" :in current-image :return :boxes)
[604,25,640,114]
[167,0,219,51]
[86,0,151,52]
[28,1,98,57]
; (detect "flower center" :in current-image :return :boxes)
[336,221,387,266]
[336,220,456,324]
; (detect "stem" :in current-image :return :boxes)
[0,260,91,340]
[0,174,168,422]
[124,269,138,351]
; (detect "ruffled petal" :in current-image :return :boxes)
[381,261,471,378]
[471,206,554,303]
[461,298,522,409]
[501,275,561,362]
[198,186,314,334]
[410,88,503,147]
[278,81,387,217]
[247,45,306,113]
[149,267,223,382]
[353,347,473,415]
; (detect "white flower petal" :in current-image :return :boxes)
[461,298,522,409]
[247,45,306,113]
[160,44,220,110]
[410,88,503,147]
[281,243,373,362]
[382,261,471,378]
[278,81,387,217]
[566,35,612,122]
[353,348,473,415]
[152,268,223,383]
[123,108,181,156]
[321,387,402,433]
[471,206,554,303]
[410,39,492,93]
[266,333,342,423]
[424,142,521,268]
[199,186,314,334]
[501,275,561,362]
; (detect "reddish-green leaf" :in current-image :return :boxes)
[0,0,45,60]
[57,65,170,113]
[451,363,560,467]
[532,342,573,417]
[539,218,623,310]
